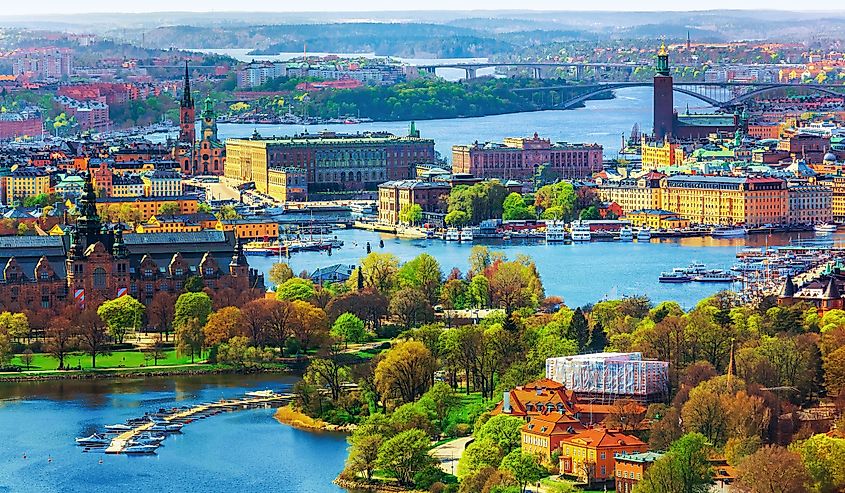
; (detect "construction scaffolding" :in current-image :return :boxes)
[546,352,669,403]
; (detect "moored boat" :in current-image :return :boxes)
[711,226,747,237]
[636,228,651,241]
[659,271,691,283]
[618,226,633,241]
[459,228,474,243]
[814,223,837,234]
[75,433,111,446]
[545,221,566,242]
[570,221,591,242]
[692,270,736,282]
[445,228,460,241]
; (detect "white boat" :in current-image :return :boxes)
[246,390,275,398]
[445,227,460,241]
[459,228,474,242]
[814,223,837,234]
[349,202,377,215]
[618,226,634,241]
[123,444,159,454]
[76,433,111,446]
[132,434,166,445]
[681,261,708,275]
[149,423,183,433]
[636,228,651,241]
[659,271,691,283]
[104,424,132,431]
[570,221,591,242]
[711,226,747,237]
[692,270,736,283]
[545,221,566,242]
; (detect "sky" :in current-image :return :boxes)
[4,0,845,15]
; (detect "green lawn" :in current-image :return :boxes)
[11,349,202,371]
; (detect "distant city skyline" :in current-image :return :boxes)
[3,1,845,15]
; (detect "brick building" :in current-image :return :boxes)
[0,178,263,311]
[452,133,602,181]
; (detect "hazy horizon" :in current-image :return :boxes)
[4,3,845,16]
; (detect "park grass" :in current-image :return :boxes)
[11,349,201,371]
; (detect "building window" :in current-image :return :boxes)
[93,268,106,289]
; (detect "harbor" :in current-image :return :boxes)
[76,391,292,455]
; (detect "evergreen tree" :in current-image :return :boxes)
[587,322,608,353]
[569,307,590,350]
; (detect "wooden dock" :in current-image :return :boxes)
[104,392,292,454]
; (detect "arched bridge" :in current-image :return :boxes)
[415,62,648,80]
[513,81,845,109]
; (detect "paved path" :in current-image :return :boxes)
[430,436,474,475]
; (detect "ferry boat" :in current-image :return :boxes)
[445,228,460,241]
[636,228,651,241]
[681,261,708,275]
[659,271,691,283]
[570,221,591,242]
[711,226,747,237]
[545,222,567,242]
[349,202,377,215]
[692,270,736,283]
[814,223,838,234]
[459,228,474,243]
[618,226,634,241]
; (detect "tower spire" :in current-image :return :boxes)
[181,61,193,109]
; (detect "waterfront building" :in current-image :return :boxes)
[615,452,663,493]
[142,170,183,197]
[225,125,434,195]
[595,172,664,215]
[97,196,198,221]
[788,184,832,225]
[267,167,307,203]
[640,136,684,172]
[521,412,583,462]
[546,353,669,403]
[559,429,648,484]
[0,178,263,311]
[451,133,602,181]
[5,166,49,205]
[134,213,216,234]
[377,178,451,225]
[829,177,845,221]
[660,175,788,227]
[214,217,279,240]
[624,209,690,230]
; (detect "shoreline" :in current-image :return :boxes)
[273,404,356,433]
[0,365,289,383]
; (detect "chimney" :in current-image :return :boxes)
[503,392,511,413]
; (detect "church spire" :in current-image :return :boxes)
[181,61,193,109]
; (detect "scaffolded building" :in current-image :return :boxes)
[546,352,669,403]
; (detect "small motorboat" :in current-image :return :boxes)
[76,433,111,446]
[815,223,837,234]
[132,433,166,445]
[149,423,183,433]
[104,424,132,432]
[123,443,159,455]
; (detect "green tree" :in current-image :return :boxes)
[398,203,423,225]
[569,307,589,350]
[346,433,383,481]
[475,414,524,455]
[445,210,470,227]
[457,437,503,479]
[175,317,205,363]
[174,292,213,330]
[468,275,490,309]
[376,429,434,485]
[97,295,144,344]
[374,340,436,406]
[500,449,546,493]
[268,262,294,286]
[389,287,434,329]
[276,277,316,302]
[397,253,443,305]
[792,434,845,493]
[418,381,458,431]
[331,312,366,348]
[158,202,180,215]
[184,275,204,293]
[348,252,400,294]
[502,192,534,220]
[638,433,712,493]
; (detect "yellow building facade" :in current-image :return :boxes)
[831,177,845,221]
[625,209,691,229]
[215,218,279,240]
[5,167,49,205]
[641,136,684,172]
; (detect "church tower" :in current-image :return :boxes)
[179,61,196,144]
[200,97,218,142]
[653,42,674,141]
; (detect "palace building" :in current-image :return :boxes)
[0,175,264,311]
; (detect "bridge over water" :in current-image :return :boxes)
[510,81,845,109]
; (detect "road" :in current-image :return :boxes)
[430,436,474,475]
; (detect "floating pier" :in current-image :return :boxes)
[103,391,292,454]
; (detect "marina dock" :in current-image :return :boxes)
[103,392,292,454]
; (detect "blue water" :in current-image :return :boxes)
[0,375,347,493]
[249,229,813,309]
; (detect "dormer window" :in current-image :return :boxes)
[39,271,49,281]
[174,267,184,277]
